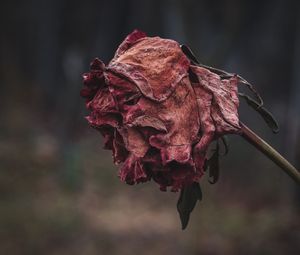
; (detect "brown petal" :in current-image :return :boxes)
[190,65,241,133]
[119,154,149,184]
[108,36,190,101]
[160,145,192,165]
[130,115,167,132]
[118,127,149,158]
[86,87,118,113]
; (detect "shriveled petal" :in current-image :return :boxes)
[119,154,149,185]
[118,127,149,158]
[86,113,120,128]
[192,81,215,153]
[81,58,106,101]
[150,161,202,192]
[108,36,190,101]
[129,115,167,133]
[98,126,115,150]
[160,145,192,165]
[105,72,141,107]
[190,65,241,133]
[112,130,129,164]
[86,87,117,113]
[85,87,121,129]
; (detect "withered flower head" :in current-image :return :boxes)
[81,30,241,192]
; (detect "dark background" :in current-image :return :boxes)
[1,0,300,254]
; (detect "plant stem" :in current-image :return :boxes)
[240,122,300,185]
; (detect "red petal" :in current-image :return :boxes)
[86,113,120,129]
[98,126,114,150]
[112,130,129,164]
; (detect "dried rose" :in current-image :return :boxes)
[81,30,240,191]
[81,30,290,229]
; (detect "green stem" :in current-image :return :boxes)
[240,122,300,185]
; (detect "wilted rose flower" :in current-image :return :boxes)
[81,30,241,192]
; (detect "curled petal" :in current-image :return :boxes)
[108,36,190,101]
[98,126,114,150]
[160,145,192,165]
[130,115,167,133]
[86,87,118,113]
[190,65,241,133]
[105,72,140,107]
[118,127,149,158]
[112,130,129,164]
[81,59,106,100]
[119,154,149,185]
[86,113,120,128]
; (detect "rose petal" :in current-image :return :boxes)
[160,144,191,165]
[190,65,241,133]
[130,115,167,132]
[119,154,149,184]
[112,130,129,164]
[118,127,149,158]
[108,36,190,101]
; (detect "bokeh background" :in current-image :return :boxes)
[1,0,300,254]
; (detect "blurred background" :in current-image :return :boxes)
[1,0,300,254]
